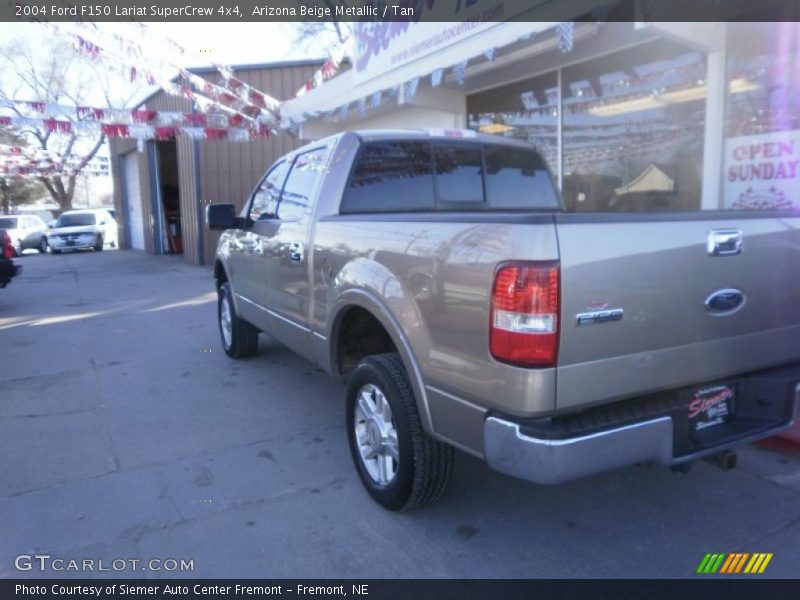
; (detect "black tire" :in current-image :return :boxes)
[51,249,62,255]
[39,236,48,253]
[346,352,453,511]
[218,281,259,358]
[94,235,104,251]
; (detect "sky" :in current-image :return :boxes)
[0,22,311,68]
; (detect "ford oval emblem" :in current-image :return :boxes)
[705,288,746,315]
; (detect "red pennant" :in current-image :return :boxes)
[248,90,266,108]
[242,106,260,118]
[184,113,207,126]
[155,127,177,140]
[132,110,157,124]
[228,114,244,127]
[203,128,226,141]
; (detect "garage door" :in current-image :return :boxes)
[123,153,145,251]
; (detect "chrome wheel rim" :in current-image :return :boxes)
[220,294,233,348]
[354,383,399,485]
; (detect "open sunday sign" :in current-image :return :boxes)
[725,130,799,210]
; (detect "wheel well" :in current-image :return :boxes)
[335,306,397,375]
[214,260,228,289]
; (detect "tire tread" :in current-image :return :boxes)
[364,353,453,511]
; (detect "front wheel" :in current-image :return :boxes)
[39,237,48,253]
[346,353,453,511]
[94,235,104,251]
[218,282,259,358]
[14,240,23,257]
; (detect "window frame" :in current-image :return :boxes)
[340,139,561,214]
[275,145,331,223]
[245,159,289,224]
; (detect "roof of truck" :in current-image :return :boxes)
[350,129,534,148]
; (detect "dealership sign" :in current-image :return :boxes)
[353,0,545,84]
[725,130,799,210]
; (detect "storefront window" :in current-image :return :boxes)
[723,23,800,210]
[467,72,558,175]
[561,40,706,212]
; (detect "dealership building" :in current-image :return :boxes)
[111,17,798,264]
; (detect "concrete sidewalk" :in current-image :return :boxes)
[1,250,799,579]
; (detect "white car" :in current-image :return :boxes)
[48,209,118,254]
[0,214,49,256]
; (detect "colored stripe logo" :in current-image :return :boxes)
[696,553,773,574]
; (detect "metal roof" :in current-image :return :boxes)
[134,58,325,108]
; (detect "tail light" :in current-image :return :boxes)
[1,231,13,259]
[490,261,560,367]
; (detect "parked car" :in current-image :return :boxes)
[0,214,49,256]
[208,129,800,511]
[0,229,22,287]
[47,209,118,254]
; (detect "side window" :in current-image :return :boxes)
[434,144,484,205]
[341,141,435,213]
[277,146,330,221]
[249,161,288,222]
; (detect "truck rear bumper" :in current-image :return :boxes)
[485,373,800,485]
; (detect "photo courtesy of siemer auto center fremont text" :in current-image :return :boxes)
[1,0,800,597]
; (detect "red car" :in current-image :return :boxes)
[0,229,22,288]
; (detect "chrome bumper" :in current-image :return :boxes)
[484,383,800,485]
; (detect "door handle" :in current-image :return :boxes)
[707,229,743,256]
[288,241,304,263]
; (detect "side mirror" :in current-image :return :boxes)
[99,220,107,225]
[206,203,238,230]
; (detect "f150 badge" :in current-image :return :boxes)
[575,302,624,327]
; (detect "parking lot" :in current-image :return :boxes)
[1,250,800,579]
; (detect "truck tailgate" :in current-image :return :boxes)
[555,214,800,411]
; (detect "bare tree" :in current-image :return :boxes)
[0,33,139,211]
[292,1,358,54]
[0,126,46,214]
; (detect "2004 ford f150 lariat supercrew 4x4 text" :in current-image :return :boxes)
[207,129,800,511]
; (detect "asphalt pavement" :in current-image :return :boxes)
[1,250,799,579]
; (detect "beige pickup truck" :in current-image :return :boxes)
[208,129,800,511]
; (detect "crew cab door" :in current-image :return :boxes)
[231,159,290,331]
[252,145,331,358]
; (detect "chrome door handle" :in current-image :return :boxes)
[288,241,304,263]
[707,229,743,257]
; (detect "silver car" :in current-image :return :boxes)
[0,215,49,256]
[47,209,118,254]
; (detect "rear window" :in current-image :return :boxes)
[342,141,435,213]
[434,145,484,205]
[484,146,560,210]
[57,213,96,227]
[0,217,17,229]
[341,140,558,213]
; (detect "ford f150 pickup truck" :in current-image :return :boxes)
[208,129,800,511]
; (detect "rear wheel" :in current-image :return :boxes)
[346,353,453,511]
[218,282,259,358]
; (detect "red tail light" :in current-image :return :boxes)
[1,231,13,259]
[490,262,560,367]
